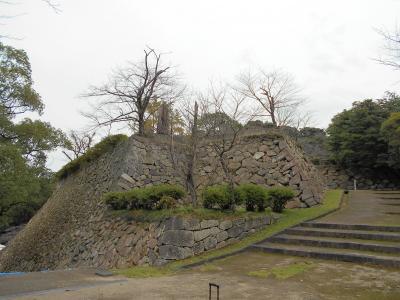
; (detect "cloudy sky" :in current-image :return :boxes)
[2,0,400,170]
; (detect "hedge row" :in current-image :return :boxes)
[202,184,295,213]
[103,184,186,210]
[56,134,128,180]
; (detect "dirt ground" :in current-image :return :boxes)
[7,251,400,300]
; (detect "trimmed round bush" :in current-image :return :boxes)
[235,184,270,212]
[202,185,237,210]
[268,187,295,213]
[103,184,186,211]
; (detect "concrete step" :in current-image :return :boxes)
[285,227,400,242]
[270,234,400,254]
[250,243,400,268]
[300,222,400,233]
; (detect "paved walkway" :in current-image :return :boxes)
[318,190,400,226]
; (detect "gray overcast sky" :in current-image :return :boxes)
[3,0,400,170]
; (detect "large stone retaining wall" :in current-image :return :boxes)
[67,215,272,269]
[0,131,324,272]
[116,132,326,208]
[195,133,325,208]
[0,142,127,271]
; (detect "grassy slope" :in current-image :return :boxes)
[115,189,343,278]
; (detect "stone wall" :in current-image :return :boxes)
[0,131,324,272]
[320,165,400,190]
[115,136,188,191]
[195,133,325,208]
[0,142,127,271]
[67,215,272,269]
[114,132,325,208]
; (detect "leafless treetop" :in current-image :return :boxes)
[235,69,305,127]
[376,27,400,71]
[62,130,96,161]
[82,48,183,135]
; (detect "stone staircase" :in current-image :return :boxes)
[251,222,400,268]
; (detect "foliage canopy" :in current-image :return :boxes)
[327,94,400,175]
[0,42,67,230]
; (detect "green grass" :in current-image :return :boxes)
[114,266,171,278]
[271,261,315,279]
[247,269,270,278]
[247,262,315,280]
[115,189,343,278]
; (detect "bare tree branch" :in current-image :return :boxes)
[235,69,306,127]
[42,0,61,13]
[82,48,183,135]
[62,130,96,161]
[375,27,400,71]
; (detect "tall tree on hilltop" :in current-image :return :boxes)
[83,48,183,136]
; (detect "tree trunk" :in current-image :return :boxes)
[138,111,145,135]
[270,107,277,126]
[187,101,199,206]
[219,154,235,211]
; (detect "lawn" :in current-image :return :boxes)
[115,189,343,278]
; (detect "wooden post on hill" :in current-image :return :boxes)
[157,101,170,135]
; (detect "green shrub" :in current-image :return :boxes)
[268,187,295,213]
[156,195,177,209]
[202,184,238,210]
[145,184,186,201]
[57,134,128,180]
[103,192,129,210]
[103,184,186,210]
[235,184,270,212]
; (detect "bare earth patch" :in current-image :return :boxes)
[14,252,400,300]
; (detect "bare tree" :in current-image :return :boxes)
[82,48,182,136]
[376,27,400,71]
[62,130,96,161]
[235,69,305,127]
[199,82,255,208]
